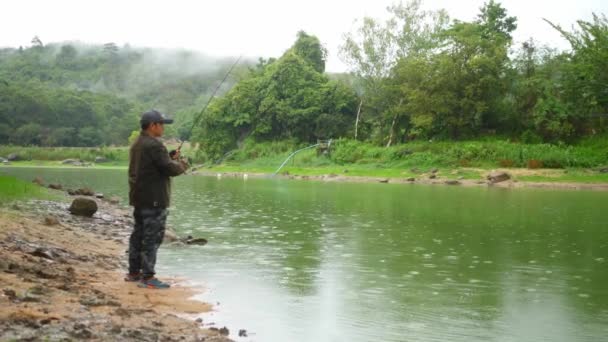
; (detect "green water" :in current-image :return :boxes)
[2,167,608,341]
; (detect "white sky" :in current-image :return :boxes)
[1,0,606,72]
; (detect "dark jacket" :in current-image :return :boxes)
[128,131,186,208]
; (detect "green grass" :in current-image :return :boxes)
[0,175,57,203]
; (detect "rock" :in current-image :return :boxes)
[0,157,7,163]
[61,159,80,165]
[219,327,230,336]
[431,168,438,174]
[379,178,389,183]
[195,318,203,324]
[3,288,17,301]
[94,156,108,163]
[185,236,208,246]
[69,197,98,217]
[410,168,421,174]
[32,176,44,186]
[108,196,120,204]
[406,177,416,182]
[238,329,248,337]
[429,174,437,179]
[31,247,57,260]
[7,153,20,161]
[48,183,63,190]
[43,215,60,226]
[76,187,95,196]
[445,180,461,185]
[599,167,608,174]
[2,160,10,165]
[95,193,104,199]
[487,171,511,183]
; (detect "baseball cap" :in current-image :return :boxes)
[140,110,174,125]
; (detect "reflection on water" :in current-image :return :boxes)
[3,167,608,341]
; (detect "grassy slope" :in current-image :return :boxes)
[0,175,58,203]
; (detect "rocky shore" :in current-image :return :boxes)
[191,169,608,191]
[0,192,233,341]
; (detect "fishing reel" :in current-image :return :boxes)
[169,149,192,165]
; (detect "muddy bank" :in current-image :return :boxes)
[192,169,608,191]
[0,195,234,341]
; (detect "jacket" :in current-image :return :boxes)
[128,131,186,208]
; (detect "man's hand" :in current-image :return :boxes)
[169,149,181,160]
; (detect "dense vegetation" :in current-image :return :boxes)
[0,41,245,146]
[192,1,607,162]
[0,0,606,171]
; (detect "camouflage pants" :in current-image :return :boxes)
[129,207,168,278]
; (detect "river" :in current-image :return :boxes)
[2,167,607,342]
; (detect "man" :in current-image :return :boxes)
[126,110,189,289]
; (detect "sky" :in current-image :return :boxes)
[1,0,606,72]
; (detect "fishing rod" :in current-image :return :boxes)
[171,55,242,159]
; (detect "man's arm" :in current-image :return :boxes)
[149,142,188,177]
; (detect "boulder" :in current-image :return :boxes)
[445,180,461,185]
[406,177,416,182]
[487,171,511,183]
[94,156,108,163]
[7,153,20,161]
[69,197,98,217]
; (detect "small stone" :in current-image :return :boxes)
[44,215,60,226]
[406,177,416,182]
[108,196,120,205]
[487,171,511,183]
[431,168,438,174]
[95,193,104,199]
[429,174,437,179]
[445,180,461,185]
[238,329,248,337]
[379,178,389,183]
[32,177,44,186]
[219,327,230,336]
[48,183,63,190]
[195,318,203,324]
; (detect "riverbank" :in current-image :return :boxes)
[0,185,234,341]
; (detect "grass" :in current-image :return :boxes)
[0,175,57,203]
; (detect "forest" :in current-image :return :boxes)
[1,1,606,160]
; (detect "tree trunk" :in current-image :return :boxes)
[354,99,363,140]
[386,99,403,148]
[386,113,398,148]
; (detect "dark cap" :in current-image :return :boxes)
[140,110,174,125]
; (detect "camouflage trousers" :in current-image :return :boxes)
[129,207,168,278]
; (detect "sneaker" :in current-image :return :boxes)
[124,272,142,282]
[138,277,171,289]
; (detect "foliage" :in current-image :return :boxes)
[193,32,359,160]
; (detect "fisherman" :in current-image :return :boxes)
[125,110,189,289]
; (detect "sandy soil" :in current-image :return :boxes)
[0,196,234,342]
